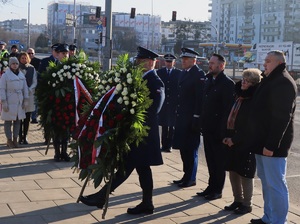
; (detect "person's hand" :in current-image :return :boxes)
[2,101,8,112]
[263,147,273,157]
[222,138,228,145]
[226,138,234,147]
[22,99,29,110]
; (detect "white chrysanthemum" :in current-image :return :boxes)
[127,78,133,84]
[48,81,50,85]
[63,72,67,77]
[130,93,137,99]
[80,70,84,73]
[71,63,76,66]
[117,97,123,104]
[72,68,76,73]
[72,76,75,80]
[63,65,68,70]
[56,80,59,84]
[108,78,113,83]
[102,90,106,94]
[120,68,127,73]
[126,73,132,78]
[114,77,120,83]
[132,101,137,107]
[60,69,64,73]
[66,71,71,76]
[115,72,120,77]
[99,84,104,90]
[106,85,111,91]
[52,83,56,87]
[113,89,119,95]
[67,74,72,79]
[52,73,57,77]
[102,80,107,84]
[124,100,129,105]
[123,96,129,101]
[3,61,8,66]
[130,108,135,114]
[57,71,61,75]
[75,72,80,76]
[116,84,122,91]
[82,64,87,68]
[121,90,128,96]
[60,77,64,82]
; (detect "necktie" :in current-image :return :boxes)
[167,69,170,76]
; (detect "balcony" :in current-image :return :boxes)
[240,24,255,30]
[265,15,276,21]
[243,31,254,37]
[261,31,280,36]
[261,23,280,28]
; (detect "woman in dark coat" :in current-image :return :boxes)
[222,68,262,214]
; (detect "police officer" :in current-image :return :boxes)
[69,44,77,58]
[79,46,165,215]
[38,43,60,74]
[157,54,181,152]
[0,41,9,59]
[173,48,206,188]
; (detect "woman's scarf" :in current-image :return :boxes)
[227,97,244,130]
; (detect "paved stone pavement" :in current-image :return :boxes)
[0,121,299,224]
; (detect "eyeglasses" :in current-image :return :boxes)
[242,78,252,84]
[27,53,34,55]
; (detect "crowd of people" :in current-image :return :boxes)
[0,39,297,223]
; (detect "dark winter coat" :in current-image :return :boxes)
[225,81,257,178]
[157,67,181,126]
[173,64,206,149]
[248,63,297,157]
[201,71,235,140]
[129,69,165,166]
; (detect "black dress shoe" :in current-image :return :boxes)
[224,201,242,211]
[196,188,212,197]
[173,179,184,184]
[23,138,28,144]
[204,193,222,200]
[250,218,266,224]
[234,205,252,214]
[127,202,154,214]
[79,195,105,209]
[178,181,196,188]
[164,147,172,152]
[31,119,38,124]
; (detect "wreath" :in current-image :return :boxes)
[71,54,153,218]
[36,56,101,141]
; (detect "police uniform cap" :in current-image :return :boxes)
[11,44,18,49]
[136,46,159,60]
[55,44,69,52]
[180,47,200,58]
[164,53,176,61]
[51,43,60,49]
[0,41,6,45]
[69,44,77,51]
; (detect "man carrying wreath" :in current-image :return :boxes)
[79,46,165,215]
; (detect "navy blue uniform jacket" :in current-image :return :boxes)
[157,67,181,126]
[173,65,206,149]
[129,69,165,166]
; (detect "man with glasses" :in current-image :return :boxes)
[27,48,41,124]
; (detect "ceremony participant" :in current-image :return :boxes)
[0,41,9,59]
[38,43,60,145]
[223,68,262,214]
[172,48,206,188]
[69,44,77,58]
[27,48,40,123]
[157,53,181,152]
[79,46,165,215]
[9,45,19,58]
[249,51,297,224]
[198,53,235,200]
[0,57,29,148]
[51,43,70,161]
[17,52,37,144]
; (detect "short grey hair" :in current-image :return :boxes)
[242,68,262,85]
[267,50,286,63]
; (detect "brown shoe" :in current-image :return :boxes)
[7,139,14,148]
[13,137,19,148]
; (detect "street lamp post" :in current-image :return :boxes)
[27,0,30,48]
[73,0,76,44]
[210,24,219,53]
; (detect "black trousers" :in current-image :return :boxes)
[19,112,31,140]
[100,162,153,205]
[161,126,174,150]
[203,133,226,194]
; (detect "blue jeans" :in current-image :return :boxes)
[256,154,289,224]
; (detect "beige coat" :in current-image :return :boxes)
[0,68,29,120]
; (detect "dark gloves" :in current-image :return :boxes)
[192,116,202,134]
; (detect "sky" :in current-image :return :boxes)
[0,0,211,24]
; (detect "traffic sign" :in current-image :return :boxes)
[9,40,20,45]
[97,24,103,32]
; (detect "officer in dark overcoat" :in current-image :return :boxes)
[172,48,206,188]
[80,46,165,215]
[197,53,235,200]
[157,54,181,152]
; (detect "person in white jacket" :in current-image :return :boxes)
[18,52,37,144]
[0,57,29,148]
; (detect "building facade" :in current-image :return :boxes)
[210,0,300,45]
